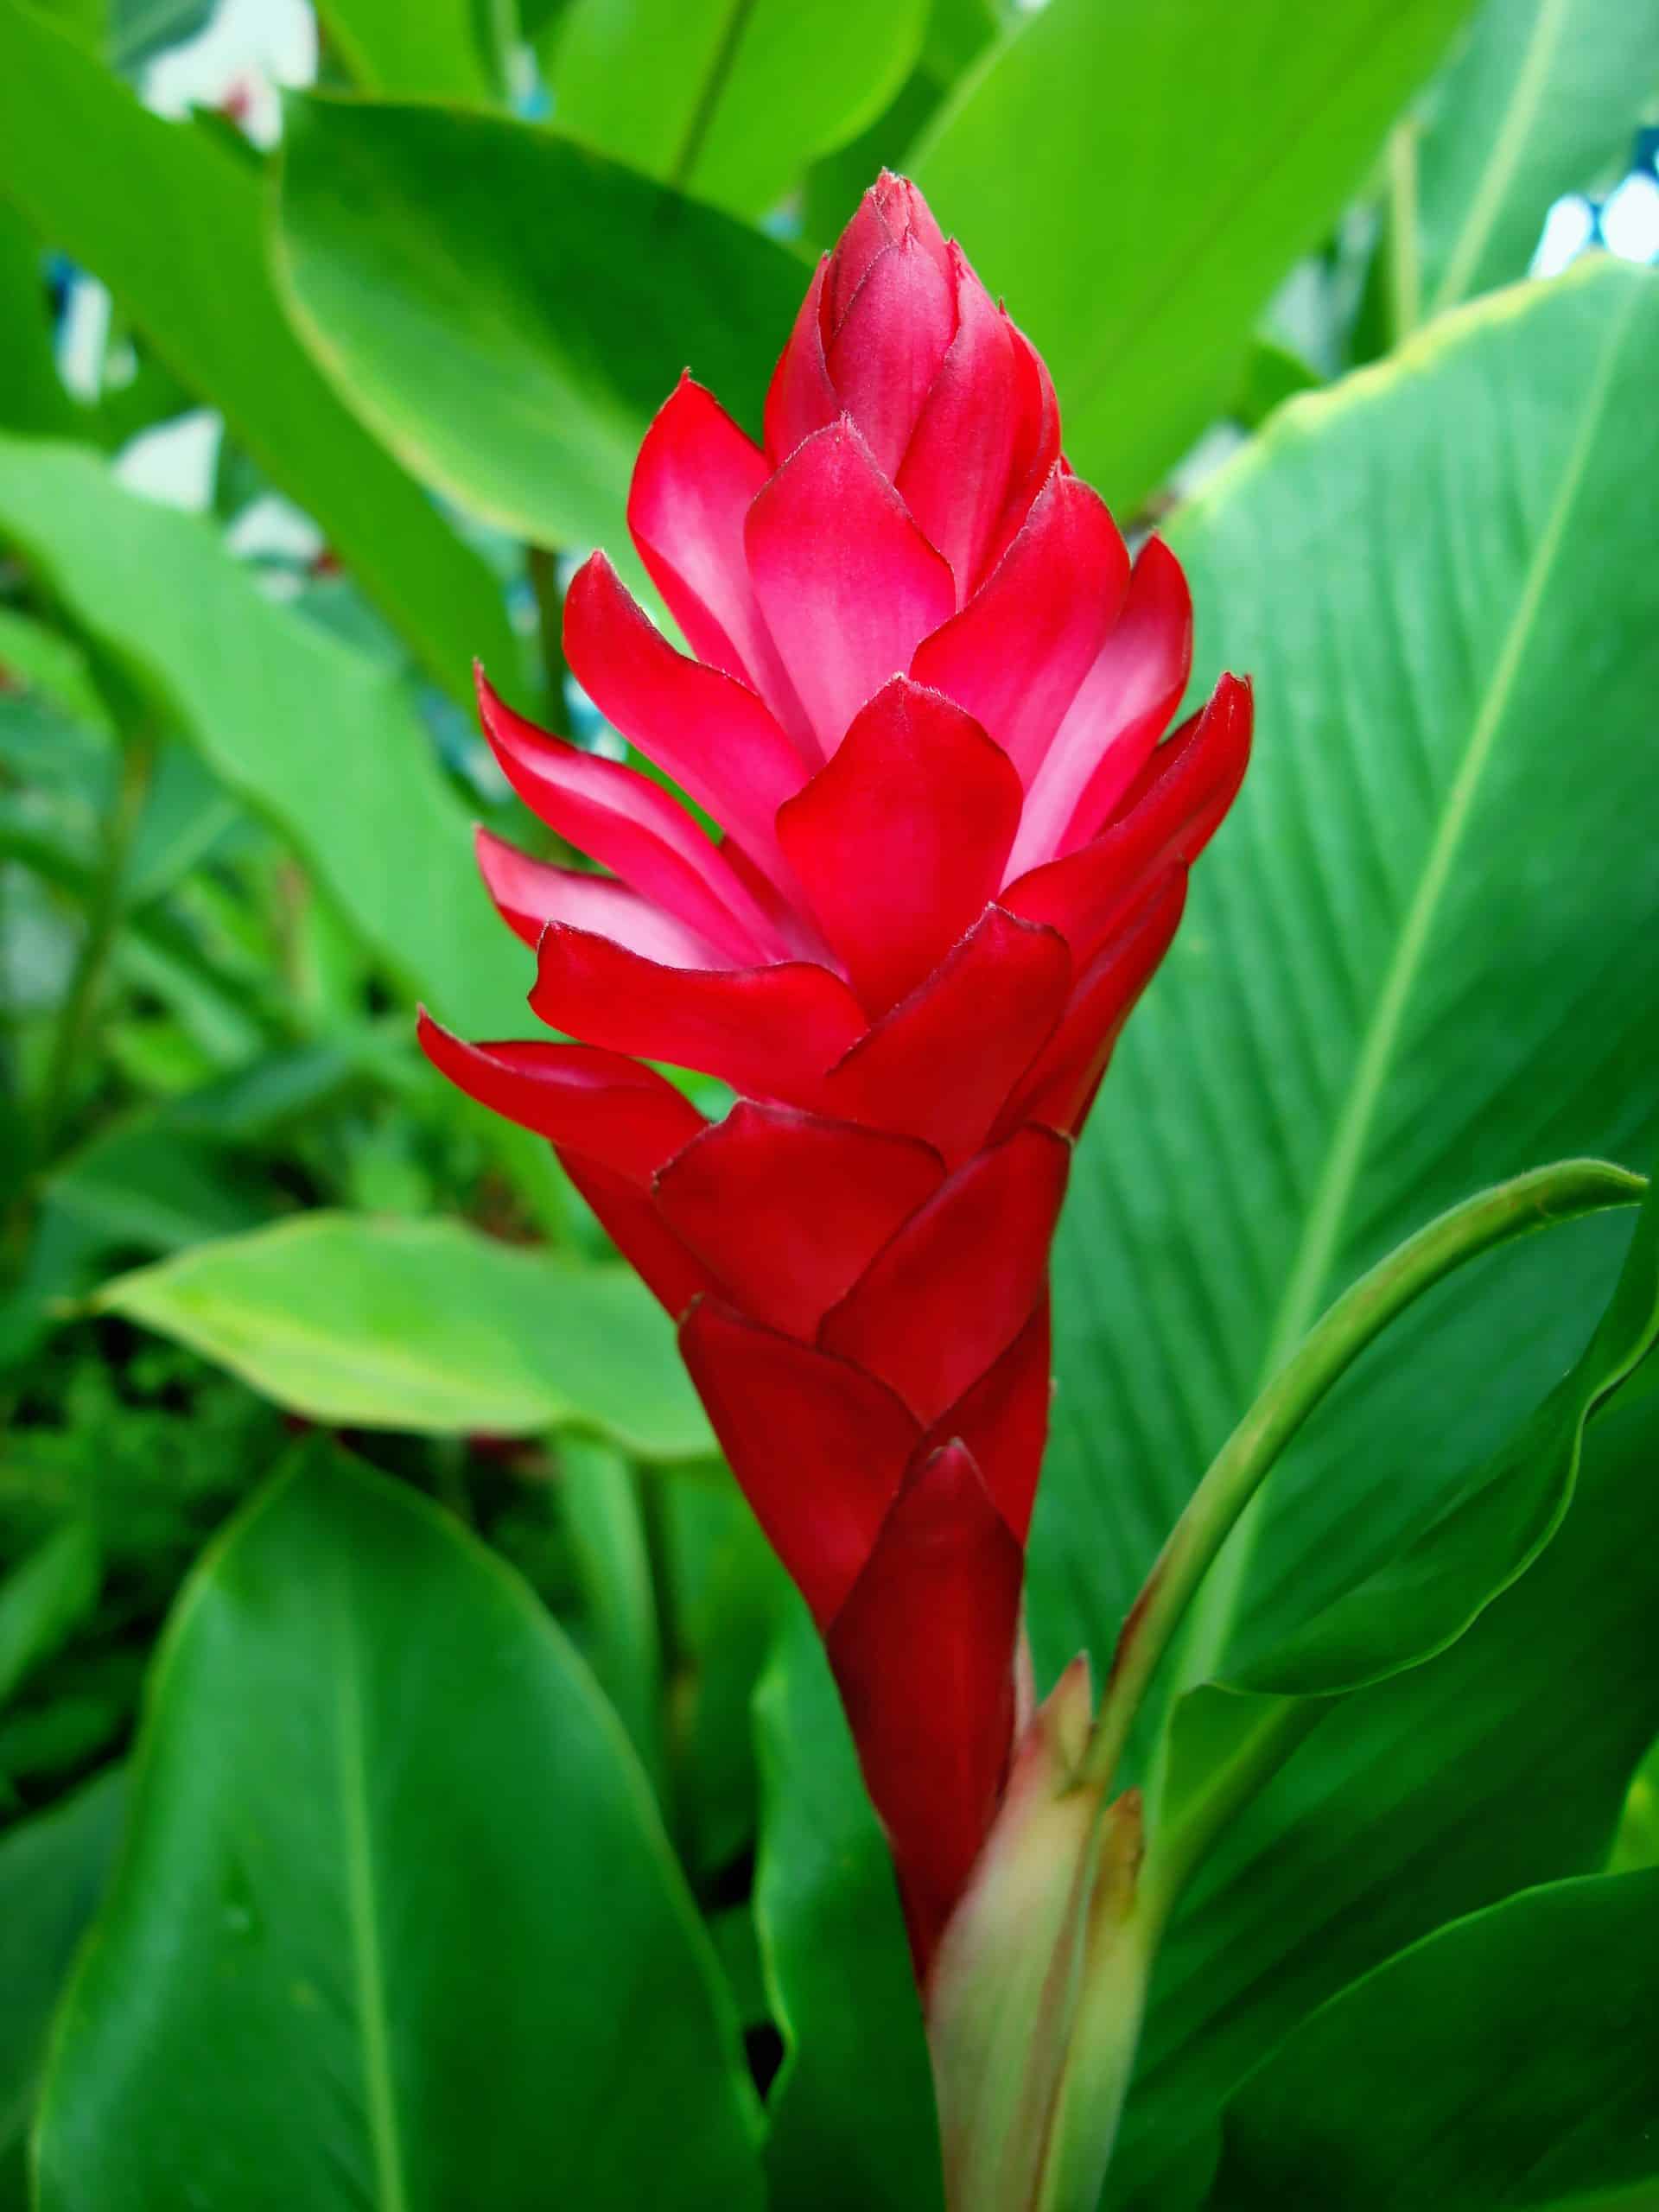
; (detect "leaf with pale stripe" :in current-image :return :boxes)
[912,0,1478,512]
[1035,256,1659,1697]
[35,1446,764,2212]
[1414,0,1659,324]
[1023,255,1659,2205]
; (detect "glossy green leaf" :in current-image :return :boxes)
[0,1526,99,1709]
[559,1438,664,1789]
[0,3,513,702]
[94,1211,713,1463]
[275,95,807,565]
[1212,1870,1659,2208]
[1024,257,1659,2204]
[1145,1165,1658,1930]
[551,0,930,218]
[1037,255,1659,1699]
[1611,1737,1659,1874]
[912,0,1477,512]
[0,201,77,441]
[0,435,524,1033]
[1228,337,1322,432]
[1235,1156,1659,1695]
[0,608,108,735]
[35,1446,763,2211]
[753,1602,944,2212]
[1115,1390,1659,2211]
[1085,1157,1643,1810]
[315,0,502,100]
[667,1481,789,1878]
[1414,0,1659,323]
[0,1770,124,2212]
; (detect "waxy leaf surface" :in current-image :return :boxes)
[1027,256,1659,2204]
[0,436,524,1034]
[35,1448,764,2211]
[0,3,512,701]
[95,1213,712,1462]
[1211,1870,1659,2208]
[913,0,1478,510]
[276,96,807,568]
[1412,0,1659,321]
[0,1772,124,2211]
[552,0,930,219]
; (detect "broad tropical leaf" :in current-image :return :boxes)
[0,3,514,702]
[1414,0,1659,322]
[1022,253,1659,2205]
[550,0,930,219]
[1035,255,1659,1697]
[314,0,504,100]
[0,436,524,1033]
[1211,1870,1659,2207]
[912,0,1478,511]
[0,1771,124,2211]
[276,96,806,567]
[95,1213,713,1462]
[35,1447,764,2211]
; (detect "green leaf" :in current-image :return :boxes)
[0,1770,124,2212]
[0,607,109,735]
[0,1525,100,1709]
[1027,257,1659,2205]
[912,0,1478,512]
[275,94,807,565]
[550,0,930,219]
[94,1211,713,1463]
[0,3,514,702]
[753,1602,944,2212]
[108,0,210,71]
[1228,337,1322,432]
[0,435,524,1033]
[0,200,77,441]
[1084,1158,1643,1806]
[1233,1156,1659,1695]
[315,0,503,99]
[1415,0,1659,323]
[1611,1736,1659,1874]
[666,1480,789,1878]
[1116,1392,1659,2211]
[35,1446,764,2211]
[1144,1165,1658,1931]
[1037,254,1659,1700]
[46,1121,272,1257]
[559,1438,664,1789]
[1211,1869,1659,2208]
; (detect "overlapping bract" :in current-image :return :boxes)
[423,173,1250,1974]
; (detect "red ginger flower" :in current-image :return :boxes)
[421,172,1250,1980]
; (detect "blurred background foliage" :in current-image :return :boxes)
[0,0,1656,2206]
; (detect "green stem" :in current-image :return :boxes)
[1084,1158,1644,1790]
[35,721,155,1156]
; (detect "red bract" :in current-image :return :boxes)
[423,172,1251,1979]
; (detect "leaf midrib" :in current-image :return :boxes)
[334,1567,410,2212]
[1174,273,1643,1689]
[1427,0,1572,318]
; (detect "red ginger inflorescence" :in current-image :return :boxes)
[421,172,1251,1981]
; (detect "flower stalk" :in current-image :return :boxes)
[423,168,1253,1985]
